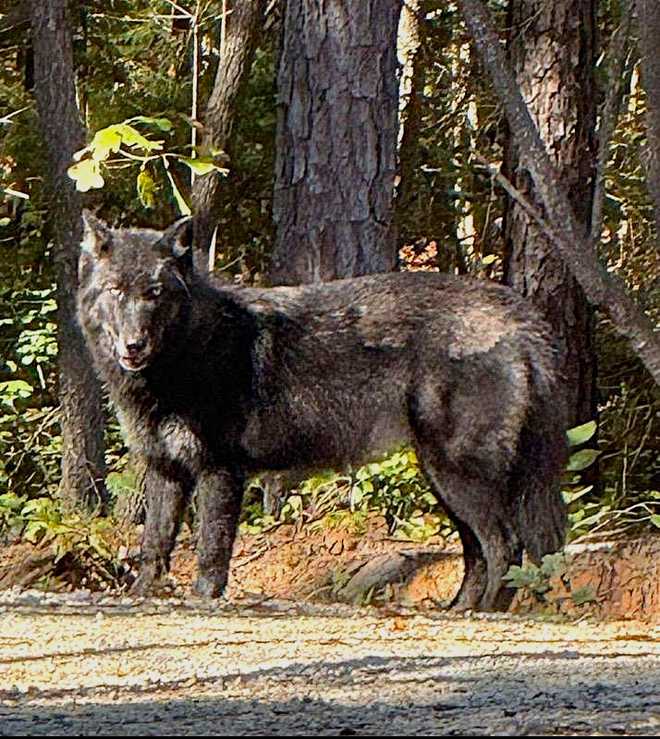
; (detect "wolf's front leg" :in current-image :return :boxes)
[131,460,188,595]
[194,468,244,598]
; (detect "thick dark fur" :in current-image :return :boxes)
[76,214,568,611]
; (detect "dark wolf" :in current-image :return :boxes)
[76,214,567,611]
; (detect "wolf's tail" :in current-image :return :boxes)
[511,347,569,563]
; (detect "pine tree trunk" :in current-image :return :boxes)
[503,0,598,427]
[269,0,402,285]
[29,0,106,511]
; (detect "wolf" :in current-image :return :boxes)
[76,213,567,611]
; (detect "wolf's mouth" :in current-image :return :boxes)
[118,355,150,372]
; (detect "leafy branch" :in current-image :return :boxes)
[67,117,228,215]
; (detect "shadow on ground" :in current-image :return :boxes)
[2,650,658,736]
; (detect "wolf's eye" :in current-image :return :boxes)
[145,285,162,299]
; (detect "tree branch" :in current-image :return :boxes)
[458,0,660,385]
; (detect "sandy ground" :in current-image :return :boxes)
[0,590,658,736]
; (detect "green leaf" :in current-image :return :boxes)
[126,116,173,132]
[179,157,229,176]
[650,514,660,529]
[350,485,365,506]
[87,123,164,163]
[566,449,601,471]
[0,380,33,409]
[571,508,611,529]
[112,123,163,152]
[137,169,157,209]
[0,380,33,398]
[67,159,105,191]
[0,492,25,512]
[421,492,438,506]
[566,421,597,447]
[165,170,191,216]
[24,520,45,543]
[89,127,123,161]
[540,552,568,579]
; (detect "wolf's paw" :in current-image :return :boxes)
[193,574,226,599]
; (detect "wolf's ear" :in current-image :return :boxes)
[155,216,193,272]
[81,210,112,258]
[79,210,112,284]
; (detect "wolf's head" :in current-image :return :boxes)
[77,212,193,372]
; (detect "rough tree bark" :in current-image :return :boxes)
[269,0,402,285]
[503,0,598,427]
[458,0,660,386]
[191,0,267,269]
[29,0,106,510]
[637,0,660,247]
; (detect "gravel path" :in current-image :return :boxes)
[0,590,658,736]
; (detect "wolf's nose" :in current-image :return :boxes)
[125,338,147,357]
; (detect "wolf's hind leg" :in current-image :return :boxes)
[419,460,486,610]
[420,461,522,611]
[194,468,244,598]
[132,460,188,595]
[448,518,488,611]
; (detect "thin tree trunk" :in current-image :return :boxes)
[269,0,402,285]
[503,0,598,427]
[637,0,660,247]
[191,0,267,269]
[396,0,426,238]
[29,0,106,511]
[458,0,660,386]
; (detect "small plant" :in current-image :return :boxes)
[311,509,369,536]
[562,420,659,541]
[0,495,122,590]
[0,491,27,540]
[503,552,571,602]
[350,448,450,539]
[504,553,600,611]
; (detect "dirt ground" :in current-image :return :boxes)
[0,523,658,735]
[185,517,660,622]
[0,593,658,736]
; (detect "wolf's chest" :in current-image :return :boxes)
[116,403,205,471]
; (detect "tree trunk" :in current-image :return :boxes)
[396,0,426,238]
[637,0,660,247]
[29,0,106,511]
[503,0,598,428]
[458,0,660,386]
[269,0,402,285]
[191,0,267,270]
